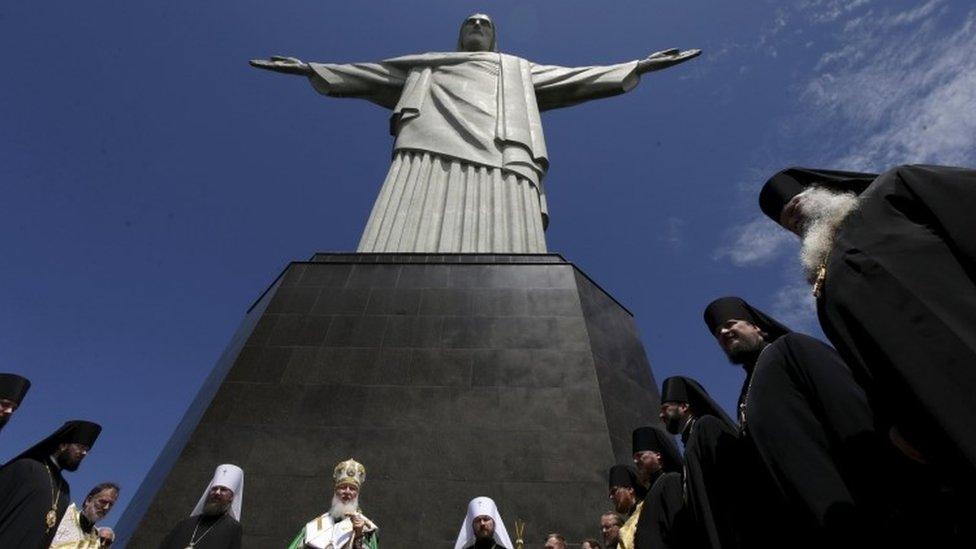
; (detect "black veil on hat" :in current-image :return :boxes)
[7,420,102,464]
[632,426,683,474]
[607,464,647,499]
[759,167,878,224]
[661,376,735,429]
[0,373,31,404]
[703,296,791,341]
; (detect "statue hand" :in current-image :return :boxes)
[249,55,311,75]
[636,48,702,74]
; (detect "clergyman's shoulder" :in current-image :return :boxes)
[1,456,46,475]
[773,332,828,350]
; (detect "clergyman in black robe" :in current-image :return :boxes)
[631,426,684,549]
[159,463,244,549]
[704,296,897,549]
[0,419,102,549]
[607,463,646,549]
[159,514,241,549]
[0,372,31,435]
[759,164,976,483]
[660,376,738,549]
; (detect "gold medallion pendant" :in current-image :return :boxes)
[45,508,57,529]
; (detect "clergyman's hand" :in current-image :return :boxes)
[249,55,311,76]
[636,48,702,74]
[351,513,365,538]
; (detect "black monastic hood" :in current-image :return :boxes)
[703,296,791,341]
[631,426,683,474]
[661,376,735,429]
[758,167,878,224]
[7,420,102,464]
[0,373,30,404]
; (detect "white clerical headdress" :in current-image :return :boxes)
[454,496,514,549]
[191,463,244,522]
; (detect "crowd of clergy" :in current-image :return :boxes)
[0,163,973,548]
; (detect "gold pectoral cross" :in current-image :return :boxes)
[812,262,827,299]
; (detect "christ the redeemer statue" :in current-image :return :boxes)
[252,13,699,253]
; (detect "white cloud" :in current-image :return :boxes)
[659,217,686,248]
[769,281,819,332]
[802,0,875,23]
[716,1,975,324]
[801,0,976,169]
[713,216,795,266]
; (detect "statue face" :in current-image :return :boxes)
[459,16,495,52]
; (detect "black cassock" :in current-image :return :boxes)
[816,165,976,479]
[744,332,894,549]
[159,513,242,549]
[681,415,740,549]
[634,470,684,549]
[0,457,71,549]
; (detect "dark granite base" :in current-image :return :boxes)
[115,254,661,547]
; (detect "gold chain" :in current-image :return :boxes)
[43,462,61,533]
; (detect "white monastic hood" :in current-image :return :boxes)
[191,463,244,522]
[454,496,514,549]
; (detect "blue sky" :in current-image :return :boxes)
[2,0,974,530]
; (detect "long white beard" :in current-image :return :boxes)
[798,188,860,283]
[329,495,359,522]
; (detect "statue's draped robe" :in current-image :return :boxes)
[307,52,640,253]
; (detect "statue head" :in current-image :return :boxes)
[457,13,496,52]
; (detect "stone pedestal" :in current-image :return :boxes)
[115,253,661,547]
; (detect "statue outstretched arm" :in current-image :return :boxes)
[250,56,312,75]
[531,48,700,111]
[635,48,701,74]
[250,55,407,110]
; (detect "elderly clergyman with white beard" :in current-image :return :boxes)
[454,497,514,549]
[50,481,119,548]
[758,166,976,479]
[159,464,244,549]
[759,165,976,544]
[288,459,378,549]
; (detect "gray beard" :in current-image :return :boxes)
[202,499,230,516]
[798,189,859,283]
[329,495,359,522]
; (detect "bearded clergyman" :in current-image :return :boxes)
[288,459,378,549]
[159,464,243,549]
[0,420,101,548]
[453,496,514,549]
[758,165,976,544]
[606,465,644,549]
[759,165,976,482]
[50,481,120,549]
[659,377,737,549]
[703,296,905,549]
[251,14,699,254]
[630,426,684,549]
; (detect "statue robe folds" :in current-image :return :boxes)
[306,52,640,253]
